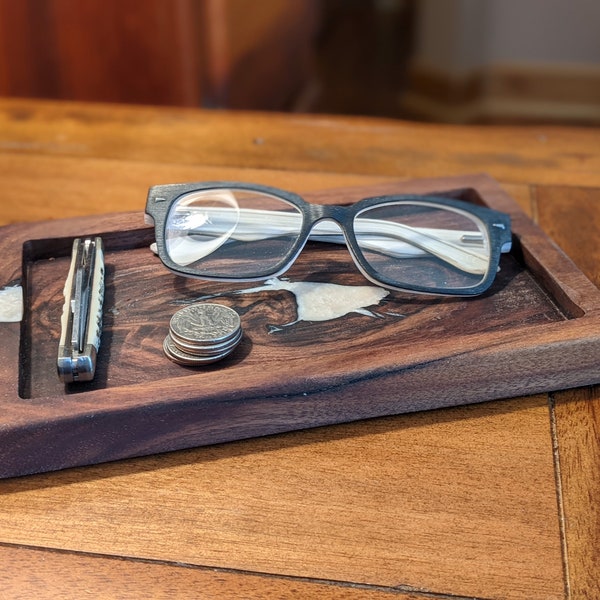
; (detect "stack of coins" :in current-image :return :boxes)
[163,303,242,366]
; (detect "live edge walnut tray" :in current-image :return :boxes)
[1,174,599,479]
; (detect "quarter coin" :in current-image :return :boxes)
[164,302,243,366]
[163,334,235,366]
[170,303,241,345]
[172,328,243,357]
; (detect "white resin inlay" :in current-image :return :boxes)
[238,278,389,326]
[0,285,23,322]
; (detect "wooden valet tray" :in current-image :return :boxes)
[1,173,599,478]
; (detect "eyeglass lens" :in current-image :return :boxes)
[165,189,303,277]
[164,188,492,290]
[353,203,491,290]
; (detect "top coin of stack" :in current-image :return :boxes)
[164,303,242,366]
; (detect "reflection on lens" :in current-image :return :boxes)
[165,188,303,278]
[353,202,491,290]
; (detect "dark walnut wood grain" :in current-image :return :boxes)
[0,174,599,478]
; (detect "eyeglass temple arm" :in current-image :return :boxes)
[180,207,494,275]
[312,220,490,274]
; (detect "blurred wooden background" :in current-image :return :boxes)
[0,0,320,110]
[0,0,598,123]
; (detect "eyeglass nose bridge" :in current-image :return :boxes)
[306,203,350,227]
[302,203,358,264]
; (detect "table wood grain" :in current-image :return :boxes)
[0,98,598,599]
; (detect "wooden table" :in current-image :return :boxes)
[0,98,598,599]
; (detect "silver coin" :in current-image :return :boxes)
[170,303,241,345]
[171,328,243,357]
[163,334,235,366]
[170,325,239,348]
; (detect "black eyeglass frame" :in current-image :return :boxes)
[145,181,512,296]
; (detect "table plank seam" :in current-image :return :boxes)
[0,541,497,600]
[548,393,571,600]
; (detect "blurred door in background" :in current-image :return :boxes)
[403,0,600,124]
[0,0,320,109]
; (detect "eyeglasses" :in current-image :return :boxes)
[145,182,512,296]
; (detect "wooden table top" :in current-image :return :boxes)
[0,98,598,600]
